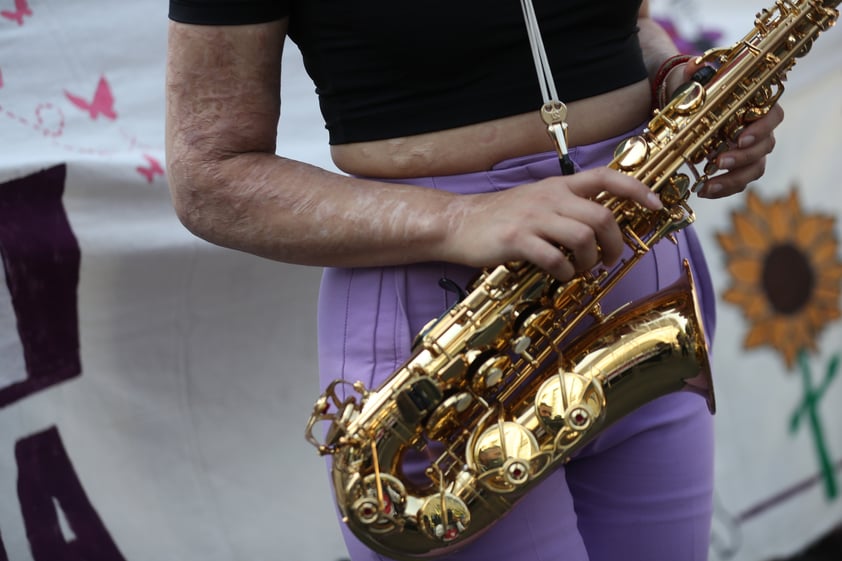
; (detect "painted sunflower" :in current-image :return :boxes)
[715,187,842,369]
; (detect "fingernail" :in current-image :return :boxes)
[706,183,723,197]
[648,192,663,209]
[739,135,756,148]
[720,157,736,169]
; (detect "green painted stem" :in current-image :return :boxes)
[795,349,837,499]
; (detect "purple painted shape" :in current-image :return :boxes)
[654,17,723,54]
[0,165,81,407]
[0,530,8,561]
[16,426,127,561]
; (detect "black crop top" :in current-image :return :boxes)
[169,0,647,145]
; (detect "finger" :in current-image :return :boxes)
[716,132,776,171]
[535,219,600,273]
[520,236,577,281]
[737,103,785,148]
[698,156,767,198]
[547,197,625,266]
[564,167,663,211]
[681,58,707,81]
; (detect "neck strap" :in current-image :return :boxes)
[520,0,575,175]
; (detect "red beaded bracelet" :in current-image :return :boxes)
[651,54,693,110]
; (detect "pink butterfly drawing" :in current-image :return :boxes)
[137,154,164,183]
[64,76,117,120]
[1,0,32,25]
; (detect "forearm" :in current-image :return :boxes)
[637,15,682,84]
[636,0,686,96]
[166,149,457,268]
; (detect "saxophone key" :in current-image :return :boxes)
[613,135,650,171]
[511,335,538,365]
[670,80,707,115]
[352,474,407,530]
[418,493,471,543]
[724,111,747,142]
[470,422,541,488]
[534,372,605,436]
[395,377,443,424]
[425,392,475,441]
[660,173,691,206]
[469,351,511,392]
[465,312,513,348]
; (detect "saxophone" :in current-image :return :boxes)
[305,1,840,558]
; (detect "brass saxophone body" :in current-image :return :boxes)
[305,1,840,559]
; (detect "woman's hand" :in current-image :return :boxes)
[440,167,663,281]
[698,101,784,198]
[670,60,785,199]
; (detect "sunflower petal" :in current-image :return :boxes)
[796,215,834,249]
[767,199,792,241]
[744,322,773,349]
[772,321,802,369]
[716,231,740,254]
[732,212,768,253]
[810,237,839,264]
[728,257,762,284]
[821,262,842,281]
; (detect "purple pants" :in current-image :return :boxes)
[317,129,717,561]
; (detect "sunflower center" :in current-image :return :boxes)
[761,243,814,315]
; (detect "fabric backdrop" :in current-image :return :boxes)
[0,1,840,560]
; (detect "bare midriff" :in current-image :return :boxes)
[330,79,652,178]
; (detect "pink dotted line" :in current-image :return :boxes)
[50,140,115,157]
[2,101,63,138]
[2,101,129,157]
[119,129,163,153]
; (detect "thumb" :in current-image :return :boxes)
[660,57,700,105]
[681,56,707,82]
